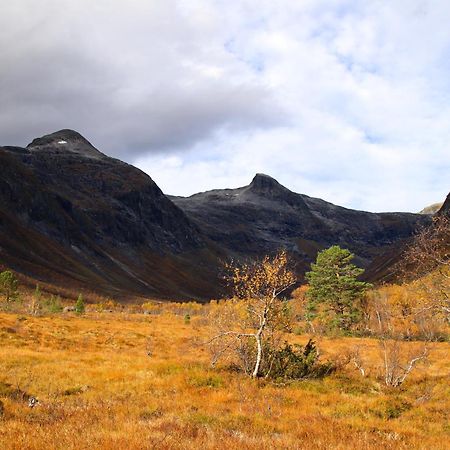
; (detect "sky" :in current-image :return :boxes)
[1,0,449,212]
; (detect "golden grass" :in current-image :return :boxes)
[0,310,449,449]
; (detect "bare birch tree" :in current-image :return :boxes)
[373,291,430,387]
[208,250,296,378]
[399,215,450,323]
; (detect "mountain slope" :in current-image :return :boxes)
[0,130,222,300]
[438,193,450,216]
[355,191,450,282]
[1,130,436,300]
[171,174,430,274]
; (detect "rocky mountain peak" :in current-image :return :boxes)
[245,173,310,209]
[248,173,292,197]
[250,173,281,190]
[27,129,105,159]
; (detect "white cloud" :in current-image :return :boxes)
[1,0,449,212]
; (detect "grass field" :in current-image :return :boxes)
[0,309,449,449]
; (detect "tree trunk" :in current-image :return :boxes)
[252,332,263,378]
[252,308,269,378]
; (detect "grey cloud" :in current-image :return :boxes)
[0,1,283,158]
[2,0,449,213]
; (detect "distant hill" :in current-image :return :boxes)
[419,202,444,215]
[0,130,434,300]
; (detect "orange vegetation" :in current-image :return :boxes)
[0,307,449,450]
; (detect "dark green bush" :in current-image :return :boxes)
[266,339,335,380]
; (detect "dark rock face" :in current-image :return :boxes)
[438,193,450,216]
[0,130,220,300]
[0,130,434,299]
[172,174,431,274]
[27,129,106,160]
[366,193,450,282]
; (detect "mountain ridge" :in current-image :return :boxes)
[0,129,438,300]
[171,173,430,271]
[0,130,222,300]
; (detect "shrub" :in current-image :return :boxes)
[139,407,163,421]
[372,397,412,420]
[44,295,63,313]
[0,381,28,400]
[29,285,41,315]
[62,385,89,396]
[266,339,335,380]
[188,374,223,388]
[75,294,85,314]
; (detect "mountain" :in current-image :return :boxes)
[419,202,444,215]
[438,193,450,216]
[171,173,430,274]
[0,130,433,300]
[0,130,222,300]
[358,192,450,282]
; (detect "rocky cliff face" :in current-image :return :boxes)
[171,174,430,272]
[366,191,450,282]
[0,130,435,299]
[438,193,450,216]
[0,130,221,300]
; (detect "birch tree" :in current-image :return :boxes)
[399,215,450,323]
[208,250,296,378]
[373,291,430,387]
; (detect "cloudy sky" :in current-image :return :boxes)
[1,0,449,212]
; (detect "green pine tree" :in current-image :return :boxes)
[305,246,371,332]
[0,270,19,304]
[75,294,85,315]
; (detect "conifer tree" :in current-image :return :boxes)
[75,293,85,314]
[0,270,19,304]
[306,246,371,332]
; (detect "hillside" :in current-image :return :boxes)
[172,173,429,273]
[0,131,433,300]
[439,193,450,216]
[0,130,222,300]
[365,193,450,282]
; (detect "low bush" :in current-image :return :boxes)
[372,397,412,420]
[188,374,223,388]
[44,295,63,313]
[266,339,335,380]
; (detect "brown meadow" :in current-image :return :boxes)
[0,307,449,450]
